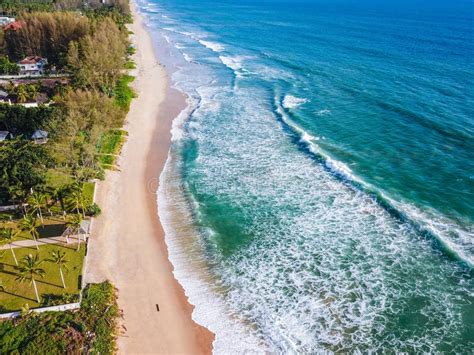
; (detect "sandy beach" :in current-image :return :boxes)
[85,4,214,354]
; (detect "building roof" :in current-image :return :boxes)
[0,131,10,141]
[19,56,47,65]
[3,20,24,31]
[31,130,48,139]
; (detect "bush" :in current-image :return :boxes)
[0,281,119,354]
[0,56,19,75]
[86,202,101,217]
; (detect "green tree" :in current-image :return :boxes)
[16,254,45,303]
[0,226,20,266]
[47,249,69,289]
[66,213,82,249]
[0,139,51,203]
[16,84,28,103]
[66,184,86,218]
[27,191,46,224]
[19,214,40,250]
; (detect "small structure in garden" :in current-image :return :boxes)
[0,130,12,142]
[31,130,48,144]
[0,89,11,104]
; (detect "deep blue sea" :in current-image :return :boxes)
[137,0,473,352]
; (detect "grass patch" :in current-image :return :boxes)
[0,244,85,312]
[82,182,95,206]
[113,74,136,110]
[124,60,136,69]
[1,216,67,246]
[96,129,126,169]
[0,281,119,354]
[45,169,74,189]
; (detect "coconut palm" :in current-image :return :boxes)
[16,254,45,303]
[66,187,86,218]
[16,84,28,103]
[19,214,40,250]
[47,249,69,289]
[65,214,82,247]
[0,227,20,266]
[46,185,67,216]
[27,191,46,224]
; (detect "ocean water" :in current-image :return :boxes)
[137,0,474,352]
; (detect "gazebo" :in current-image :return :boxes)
[62,219,90,250]
[31,130,49,144]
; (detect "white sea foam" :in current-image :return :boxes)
[141,4,472,351]
[218,55,243,71]
[198,40,225,52]
[158,127,268,354]
[282,94,309,109]
[316,109,331,116]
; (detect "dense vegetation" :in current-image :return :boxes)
[0,0,133,204]
[0,281,119,354]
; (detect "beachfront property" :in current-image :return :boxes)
[2,20,23,31]
[0,16,14,26]
[17,56,48,76]
[31,129,48,144]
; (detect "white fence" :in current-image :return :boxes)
[0,302,80,319]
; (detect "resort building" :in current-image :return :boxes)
[31,130,48,144]
[0,17,15,27]
[17,56,48,76]
[0,130,12,142]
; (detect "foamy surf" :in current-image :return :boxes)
[158,108,269,353]
[282,94,309,109]
[199,39,225,52]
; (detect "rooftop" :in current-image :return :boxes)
[19,56,47,65]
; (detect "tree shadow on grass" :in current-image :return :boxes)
[37,279,63,288]
[0,289,36,303]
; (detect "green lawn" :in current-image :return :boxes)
[0,244,85,313]
[45,169,74,188]
[1,216,67,246]
[96,129,127,169]
[82,182,95,206]
[114,74,136,110]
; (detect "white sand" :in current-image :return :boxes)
[85,5,214,354]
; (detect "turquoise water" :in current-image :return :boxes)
[138,0,473,352]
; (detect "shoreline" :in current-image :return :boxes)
[85,3,215,353]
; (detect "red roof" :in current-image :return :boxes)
[19,56,45,65]
[3,20,24,31]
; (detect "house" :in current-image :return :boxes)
[31,130,48,144]
[0,131,12,142]
[0,17,15,27]
[17,56,48,76]
[0,90,11,104]
[2,20,24,31]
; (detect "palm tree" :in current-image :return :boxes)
[0,227,20,266]
[16,254,45,303]
[46,185,67,216]
[66,186,86,218]
[65,214,82,247]
[27,191,46,224]
[47,250,69,289]
[16,84,28,103]
[19,215,40,250]
[26,84,38,101]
